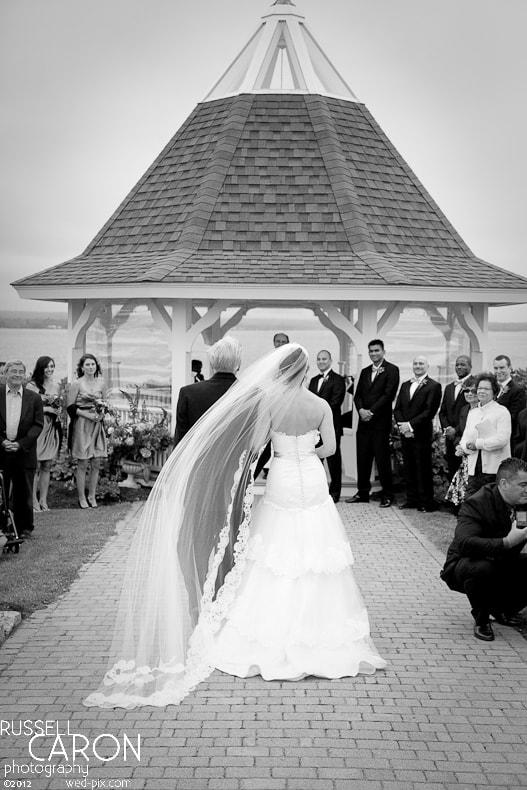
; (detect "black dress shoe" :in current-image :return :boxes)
[331,494,340,503]
[398,501,415,510]
[20,531,34,540]
[345,494,369,503]
[491,612,523,627]
[418,503,440,512]
[474,622,494,641]
[379,497,393,508]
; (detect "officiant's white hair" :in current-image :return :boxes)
[208,335,242,373]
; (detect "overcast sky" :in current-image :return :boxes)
[1,0,526,320]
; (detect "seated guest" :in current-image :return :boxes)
[174,336,241,446]
[0,360,44,539]
[441,457,527,641]
[459,373,511,499]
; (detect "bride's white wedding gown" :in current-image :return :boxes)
[211,430,386,680]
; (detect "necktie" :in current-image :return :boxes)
[454,379,464,399]
[371,367,379,383]
[317,375,327,392]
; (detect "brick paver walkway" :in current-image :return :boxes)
[1,501,526,790]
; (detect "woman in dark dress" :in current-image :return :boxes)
[27,356,62,511]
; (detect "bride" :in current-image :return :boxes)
[85,343,385,709]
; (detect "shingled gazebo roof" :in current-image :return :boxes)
[14,0,527,304]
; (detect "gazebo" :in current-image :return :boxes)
[13,0,527,425]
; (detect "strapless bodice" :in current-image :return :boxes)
[270,429,318,457]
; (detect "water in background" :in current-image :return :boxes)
[1,313,525,393]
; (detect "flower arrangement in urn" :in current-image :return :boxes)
[106,387,172,466]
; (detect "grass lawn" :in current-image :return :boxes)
[0,500,141,617]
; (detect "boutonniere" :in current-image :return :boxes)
[377,366,385,375]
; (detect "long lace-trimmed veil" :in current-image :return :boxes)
[84,343,310,708]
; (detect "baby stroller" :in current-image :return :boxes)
[0,471,23,554]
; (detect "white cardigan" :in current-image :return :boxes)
[460,399,511,474]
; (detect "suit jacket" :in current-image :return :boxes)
[174,373,236,445]
[496,381,526,435]
[0,385,44,469]
[441,483,527,588]
[354,360,399,429]
[174,372,236,445]
[393,376,442,440]
[308,369,346,436]
[439,380,469,432]
[512,407,527,460]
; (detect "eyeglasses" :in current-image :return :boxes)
[476,387,493,393]
[463,388,477,394]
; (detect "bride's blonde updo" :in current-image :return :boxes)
[278,345,309,386]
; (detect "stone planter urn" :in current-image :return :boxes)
[119,460,144,488]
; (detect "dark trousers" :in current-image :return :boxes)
[465,473,495,500]
[453,556,527,625]
[356,423,393,499]
[0,456,35,534]
[445,439,462,481]
[400,435,434,508]
[323,436,342,500]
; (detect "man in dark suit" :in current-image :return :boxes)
[440,457,527,641]
[394,356,442,512]
[309,350,346,502]
[513,407,527,460]
[493,355,526,437]
[174,336,241,445]
[347,339,399,507]
[0,360,44,539]
[439,355,473,480]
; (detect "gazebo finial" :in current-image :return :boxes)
[204,0,357,102]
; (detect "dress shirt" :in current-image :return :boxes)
[370,364,382,383]
[409,375,427,399]
[6,385,23,440]
[497,377,512,398]
[454,375,470,401]
[317,372,329,392]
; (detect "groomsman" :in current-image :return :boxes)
[347,339,399,507]
[493,355,526,437]
[174,336,241,445]
[254,331,290,478]
[394,357,442,512]
[0,360,44,539]
[439,355,472,480]
[309,350,346,502]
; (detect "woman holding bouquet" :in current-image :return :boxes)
[27,356,63,511]
[67,353,108,508]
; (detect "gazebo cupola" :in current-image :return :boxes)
[205,0,357,101]
[12,0,527,427]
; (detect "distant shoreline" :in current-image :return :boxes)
[0,310,525,333]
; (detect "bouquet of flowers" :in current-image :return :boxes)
[107,415,171,464]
